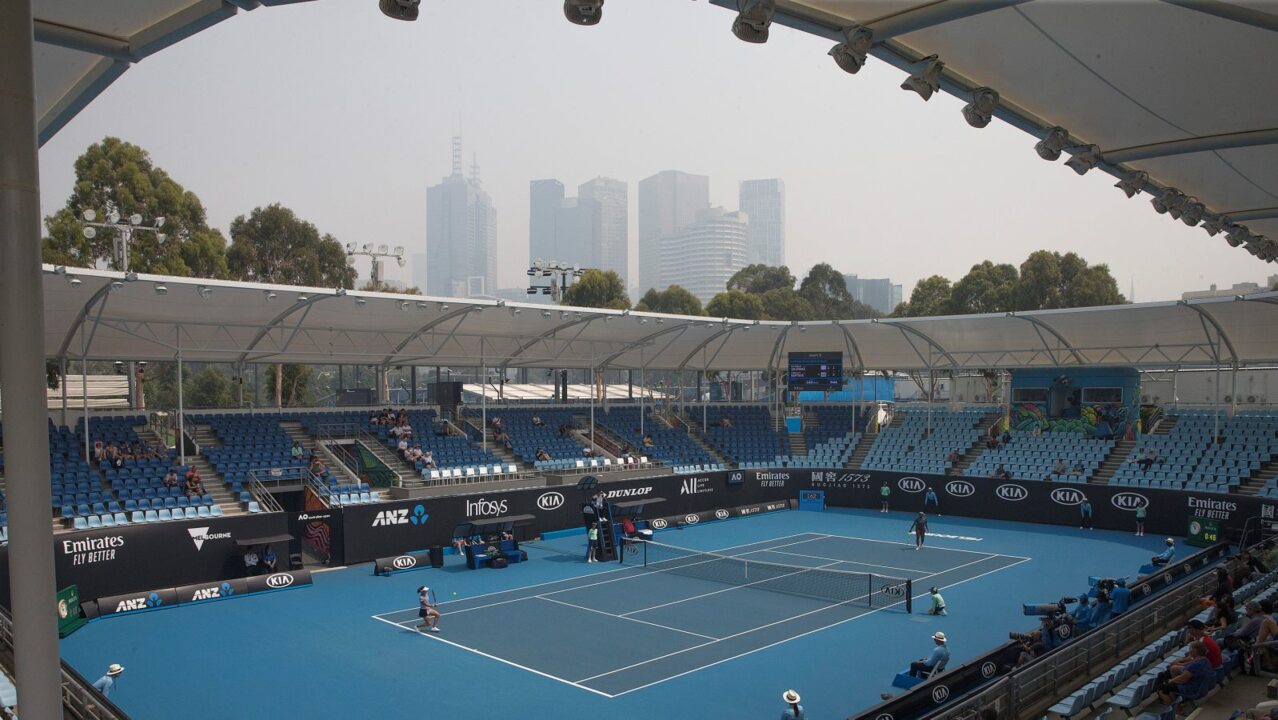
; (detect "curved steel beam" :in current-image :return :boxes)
[1008,313,1085,365]
[874,320,959,368]
[1220,207,1278,222]
[596,323,692,368]
[767,326,792,372]
[835,323,866,371]
[675,325,741,372]
[381,306,483,365]
[498,313,602,370]
[1103,128,1278,164]
[1179,300,1239,365]
[56,281,116,359]
[236,293,336,365]
[1158,0,1278,32]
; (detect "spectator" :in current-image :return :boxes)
[1069,460,1085,477]
[1208,567,1233,607]
[1001,430,1012,446]
[162,467,180,489]
[994,465,1011,480]
[184,471,204,498]
[397,436,409,454]
[879,481,890,513]
[308,456,327,478]
[1228,600,1266,650]
[928,586,946,616]
[261,545,278,573]
[91,664,124,698]
[1151,538,1176,566]
[923,486,939,514]
[1136,449,1159,471]
[1053,458,1068,475]
[1174,620,1222,672]
[642,435,654,448]
[1079,498,1093,529]
[985,435,999,450]
[720,416,732,429]
[779,689,805,720]
[535,448,552,462]
[582,446,595,457]
[531,414,544,427]
[909,632,950,677]
[1210,593,1239,631]
[291,441,304,460]
[243,548,260,576]
[422,450,436,470]
[1030,425,1042,438]
[1242,549,1271,575]
[1155,641,1214,706]
[946,450,960,464]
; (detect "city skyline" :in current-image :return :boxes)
[420,137,497,298]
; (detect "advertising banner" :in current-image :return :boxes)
[373,550,434,575]
[57,584,87,637]
[89,570,312,619]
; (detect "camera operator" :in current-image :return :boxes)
[1111,578,1132,615]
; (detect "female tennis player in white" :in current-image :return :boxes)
[416,586,441,633]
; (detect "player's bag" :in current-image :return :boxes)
[490,556,509,569]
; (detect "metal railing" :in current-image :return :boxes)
[245,473,285,513]
[315,423,402,487]
[0,605,130,719]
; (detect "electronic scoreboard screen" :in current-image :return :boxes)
[787,352,844,391]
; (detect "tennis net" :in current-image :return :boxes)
[628,539,912,613]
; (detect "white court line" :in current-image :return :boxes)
[369,613,618,698]
[602,555,1033,697]
[814,531,1030,560]
[371,531,826,620]
[619,560,845,617]
[755,548,929,575]
[537,596,720,641]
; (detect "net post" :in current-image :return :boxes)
[905,579,913,614]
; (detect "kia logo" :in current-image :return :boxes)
[931,685,950,703]
[1056,624,1072,639]
[881,584,905,597]
[945,480,975,497]
[996,484,1028,501]
[392,556,417,570]
[980,661,997,678]
[684,514,700,525]
[1140,583,1152,595]
[1050,488,1087,506]
[536,492,565,511]
[714,509,729,519]
[898,477,925,493]
[1111,492,1150,511]
[651,519,668,529]
[875,715,894,720]
[265,573,294,589]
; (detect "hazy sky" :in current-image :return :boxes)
[37,0,1273,302]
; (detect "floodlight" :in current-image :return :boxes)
[1179,199,1205,226]
[400,301,410,311]
[438,303,450,311]
[1034,126,1069,161]
[53,266,66,275]
[355,297,367,306]
[379,0,420,21]
[82,226,97,239]
[155,217,165,228]
[1225,225,1249,247]
[829,25,873,74]
[1201,214,1229,236]
[377,244,388,255]
[336,288,347,297]
[362,243,373,252]
[264,290,277,301]
[1150,188,1184,215]
[107,210,120,224]
[82,209,96,222]
[124,272,137,282]
[396,257,405,268]
[1115,171,1148,198]
[564,0,603,26]
[154,284,168,295]
[417,301,429,310]
[129,213,143,226]
[1064,145,1102,175]
[961,87,999,128]
[901,55,944,100]
[393,246,405,257]
[526,287,537,294]
[114,362,125,374]
[198,286,213,298]
[541,287,551,294]
[732,0,774,44]
[542,310,553,317]
[527,268,537,276]
[68,276,82,287]
[156,233,167,243]
[346,242,356,252]
[110,282,123,293]
[512,308,522,316]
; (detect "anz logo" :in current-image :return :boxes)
[897,477,926,493]
[945,480,975,498]
[116,593,163,613]
[995,484,1028,502]
[191,583,235,602]
[372,505,428,527]
[1112,492,1150,512]
[1050,488,1087,506]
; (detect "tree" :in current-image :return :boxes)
[185,367,237,409]
[560,269,629,310]
[360,280,422,294]
[635,286,705,316]
[42,137,228,277]
[727,264,796,295]
[949,261,1018,315]
[894,275,953,317]
[1063,264,1124,308]
[798,263,854,320]
[706,290,764,320]
[264,364,315,408]
[1014,250,1123,310]
[759,288,813,321]
[227,204,356,288]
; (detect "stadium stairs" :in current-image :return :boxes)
[948,409,1005,475]
[1237,457,1278,496]
[681,415,735,469]
[458,417,530,472]
[278,421,376,498]
[356,431,423,488]
[183,424,242,516]
[1089,438,1136,485]
[788,430,808,458]
[846,424,877,470]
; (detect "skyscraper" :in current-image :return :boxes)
[660,208,749,304]
[739,179,785,267]
[425,136,496,297]
[844,274,903,315]
[638,170,709,293]
[527,177,629,282]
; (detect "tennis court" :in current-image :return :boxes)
[371,531,1027,696]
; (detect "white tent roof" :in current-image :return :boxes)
[45,266,1278,371]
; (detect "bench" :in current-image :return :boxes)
[466,540,527,570]
[891,657,946,689]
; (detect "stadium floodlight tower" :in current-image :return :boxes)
[527,259,585,302]
[80,208,166,272]
[346,242,405,288]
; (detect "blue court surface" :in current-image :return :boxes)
[61,508,1161,719]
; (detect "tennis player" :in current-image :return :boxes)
[416,586,441,633]
[909,512,929,550]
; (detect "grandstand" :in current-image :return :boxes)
[596,406,716,472]
[862,406,994,475]
[697,405,788,468]
[1108,409,1278,495]
[965,430,1115,484]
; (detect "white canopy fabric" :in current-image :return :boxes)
[45,266,1278,371]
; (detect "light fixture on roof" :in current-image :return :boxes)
[1178,198,1205,226]
[732,0,774,44]
[264,290,277,301]
[656,318,664,324]
[1115,171,1148,198]
[1225,225,1250,248]
[1034,126,1069,161]
[82,226,97,239]
[198,285,213,298]
[1064,145,1102,175]
[129,213,143,226]
[961,87,999,128]
[438,303,449,311]
[417,301,429,310]
[400,301,411,311]
[154,283,168,296]
[1201,214,1229,236]
[81,210,95,222]
[900,55,943,100]
[380,0,420,21]
[110,281,124,293]
[393,246,405,258]
[542,310,553,318]
[377,244,389,255]
[123,271,137,282]
[512,308,522,316]
[563,0,603,25]
[345,242,356,252]
[829,25,873,74]
[68,275,82,287]
[335,288,347,297]
[355,297,366,306]
[1150,188,1185,215]
[639,318,648,324]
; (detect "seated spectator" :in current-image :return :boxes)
[422,450,436,469]
[495,431,512,449]
[1209,593,1238,631]
[184,473,204,498]
[490,416,502,431]
[291,441,304,460]
[1001,430,1012,446]
[583,446,595,457]
[535,448,552,462]
[261,545,278,573]
[643,435,654,448]
[909,632,950,677]
[243,548,260,576]
[407,445,423,462]
[985,436,999,450]
[1150,537,1176,567]
[1053,458,1068,475]
[719,416,732,428]
[1136,449,1159,471]
[1207,567,1233,607]
[308,456,327,478]
[1030,425,1042,437]
[163,467,180,489]
[1242,549,1271,575]
[531,414,544,427]
[93,441,105,461]
[397,436,409,454]
[1155,641,1214,706]
[1070,460,1085,476]
[990,464,1010,480]
[947,450,961,464]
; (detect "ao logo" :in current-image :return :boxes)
[931,685,950,703]
[980,661,997,678]
[1051,488,1087,506]
[392,555,417,570]
[945,480,975,497]
[684,514,700,525]
[898,477,925,493]
[1111,492,1150,511]
[714,509,729,520]
[996,484,1028,501]
[537,492,565,510]
[651,518,668,530]
[265,573,294,589]
[729,471,743,483]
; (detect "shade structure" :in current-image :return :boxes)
[44,266,1278,371]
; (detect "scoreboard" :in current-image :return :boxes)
[787,352,844,391]
[1186,516,1220,548]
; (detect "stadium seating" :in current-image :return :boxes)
[596,406,715,470]
[473,407,585,471]
[864,407,991,475]
[966,430,1113,483]
[698,405,787,467]
[1113,409,1278,494]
